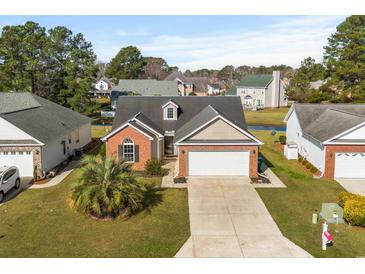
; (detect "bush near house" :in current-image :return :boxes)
[338,192,365,227]
[279,135,286,145]
[145,159,164,176]
[298,157,319,174]
[344,199,365,227]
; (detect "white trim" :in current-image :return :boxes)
[133,117,163,137]
[122,137,135,163]
[323,121,365,144]
[283,104,295,123]
[161,100,179,109]
[0,143,44,147]
[175,115,263,145]
[324,141,365,145]
[175,142,260,146]
[101,122,154,141]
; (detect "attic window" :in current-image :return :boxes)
[167,107,174,119]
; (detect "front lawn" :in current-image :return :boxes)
[91,125,112,138]
[0,170,189,257]
[254,130,365,258]
[245,107,290,126]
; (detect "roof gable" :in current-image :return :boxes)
[291,103,365,143]
[0,93,91,144]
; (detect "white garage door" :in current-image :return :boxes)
[0,151,34,177]
[335,153,365,178]
[188,151,249,176]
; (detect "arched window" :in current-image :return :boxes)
[123,138,134,162]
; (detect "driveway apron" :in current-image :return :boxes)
[177,176,311,258]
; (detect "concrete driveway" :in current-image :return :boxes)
[336,179,365,196]
[176,176,311,258]
[0,177,33,206]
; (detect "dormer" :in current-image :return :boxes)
[162,100,179,121]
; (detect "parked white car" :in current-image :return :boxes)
[0,166,20,203]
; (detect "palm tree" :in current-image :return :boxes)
[71,155,145,219]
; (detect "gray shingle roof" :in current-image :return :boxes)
[164,71,191,84]
[0,139,39,145]
[0,92,40,114]
[208,84,220,89]
[237,74,272,88]
[113,79,178,96]
[0,93,91,144]
[292,103,365,142]
[113,96,247,136]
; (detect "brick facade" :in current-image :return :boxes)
[324,145,365,179]
[106,125,152,171]
[0,146,43,178]
[177,145,259,178]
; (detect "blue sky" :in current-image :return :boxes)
[0,16,346,70]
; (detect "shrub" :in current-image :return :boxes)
[145,159,164,176]
[302,159,309,166]
[98,143,106,158]
[298,156,304,163]
[338,191,365,208]
[344,199,365,227]
[278,136,286,145]
[310,166,318,173]
[71,156,145,219]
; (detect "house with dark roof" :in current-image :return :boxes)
[164,71,194,96]
[227,71,287,109]
[0,93,92,179]
[284,103,365,179]
[101,96,263,178]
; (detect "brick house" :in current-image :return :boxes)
[284,103,365,179]
[102,96,263,178]
[0,93,92,179]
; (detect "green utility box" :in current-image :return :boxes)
[320,203,345,224]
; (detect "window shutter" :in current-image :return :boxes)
[118,145,123,161]
[134,145,139,162]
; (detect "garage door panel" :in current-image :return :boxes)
[0,151,34,177]
[335,153,365,179]
[188,151,249,176]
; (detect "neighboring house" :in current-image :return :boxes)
[101,96,263,177]
[207,84,221,95]
[284,103,365,179]
[111,90,129,109]
[0,93,92,179]
[92,77,113,98]
[111,79,179,105]
[188,77,211,96]
[165,71,194,96]
[227,71,287,109]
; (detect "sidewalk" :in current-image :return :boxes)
[30,160,79,189]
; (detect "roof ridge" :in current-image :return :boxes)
[328,108,365,119]
[207,104,219,115]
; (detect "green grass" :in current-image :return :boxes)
[245,107,290,126]
[91,125,112,138]
[254,130,365,258]
[0,170,189,257]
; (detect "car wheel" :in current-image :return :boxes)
[0,191,4,203]
[14,178,21,190]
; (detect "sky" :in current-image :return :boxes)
[0,15,346,71]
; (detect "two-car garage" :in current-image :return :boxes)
[335,152,365,179]
[187,151,250,176]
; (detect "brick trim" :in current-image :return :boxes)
[177,145,258,178]
[324,145,365,179]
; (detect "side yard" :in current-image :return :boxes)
[254,130,365,258]
[0,169,189,257]
[245,107,289,126]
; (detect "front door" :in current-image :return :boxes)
[164,136,174,155]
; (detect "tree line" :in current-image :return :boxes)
[0,15,364,111]
[288,15,365,103]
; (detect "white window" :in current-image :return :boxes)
[26,151,31,155]
[18,151,24,155]
[11,152,16,155]
[123,138,135,162]
[167,107,174,119]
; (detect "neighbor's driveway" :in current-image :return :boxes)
[176,176,311,258]
[336,179,365,196]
